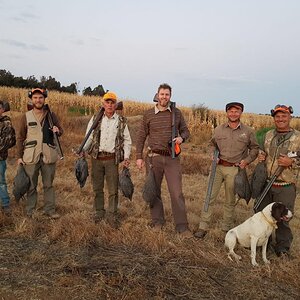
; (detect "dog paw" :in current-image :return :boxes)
[252,261,259,267]
[263,259,270,265]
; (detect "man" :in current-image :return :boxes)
[256,104,300,257]
[16,88,63,218]
[0,100,16,213]
[136,83,191,237]
[83,92,132,225]
[194,102,259,238]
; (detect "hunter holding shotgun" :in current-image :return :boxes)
[194,102,259,238]
[255,104,300,257]
[16,88,63,219]
[136,83,192,237]
[82,92,132,226]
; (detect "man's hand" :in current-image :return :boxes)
[123,159,130,168]
[258,152,266,162]
[239,159,248,169]
[173,136,183,145]
[136,159,144,170]
[17,158,24,165]
[52,125,60,134]
[278,154,293,167]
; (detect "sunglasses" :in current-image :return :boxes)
[271,104,293,116]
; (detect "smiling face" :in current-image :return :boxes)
[157,88,171,108]
[31,93,45,110]
[226,106,243,123]
[273,111,292,132]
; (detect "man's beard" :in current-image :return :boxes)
[33,103,44,110]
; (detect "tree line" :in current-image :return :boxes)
[0,69,106,96]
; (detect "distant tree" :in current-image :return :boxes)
[26,75,39,88]
[83,86,93,96]
[0,69,15,86]
[61,82,78,94]
[44,76,61,90]
[13,76,28,88]
[92,84,105,96]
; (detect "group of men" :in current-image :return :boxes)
[0,84,299,256]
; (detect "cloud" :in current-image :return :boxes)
[11,11,39,23]
[0,39,48,51]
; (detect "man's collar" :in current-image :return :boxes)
[226,122,241,129]
[154,103,172,114]
[104,112,118,119]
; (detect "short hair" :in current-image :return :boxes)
[0,100,3,109]
[158,83,172,95]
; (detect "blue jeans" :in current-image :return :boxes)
[0,160,10,208]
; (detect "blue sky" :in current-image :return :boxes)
[0,0,299,114]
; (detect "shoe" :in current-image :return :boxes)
[46,212,61,219]
[194,229,207,239]
[106,214,120,228]
[152,224,163,232]
[94,215,104,223]
[2,206,11,216]
[276,250,290,258]
[178,230,193,239]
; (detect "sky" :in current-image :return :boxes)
[0,0,300,114]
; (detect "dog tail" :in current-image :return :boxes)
[224,230,237,251]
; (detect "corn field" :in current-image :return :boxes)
[1,86,300,145]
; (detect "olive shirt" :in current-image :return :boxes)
[212,123,259,164]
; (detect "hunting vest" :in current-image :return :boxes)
[264,129,300,185]
[87,114,127,165]
[23,110,58,165]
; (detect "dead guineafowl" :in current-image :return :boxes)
[75,157,89,188]
[119,166,134,200]
[234,167,251,204]
[142,166,159,208]
[12,165,30,202]
[250,162,268,199]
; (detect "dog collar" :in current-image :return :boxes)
[261,211,278,229]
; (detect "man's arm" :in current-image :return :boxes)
[123,124,132,160]
[16,114,27,159]
[135,113,149,160]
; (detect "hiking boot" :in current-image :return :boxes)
[178,230,193,239]
[94,215,104,224]
[45,212,61,219]
[152,224,163,232]
[194,229,207,239]
[2,206,11,216]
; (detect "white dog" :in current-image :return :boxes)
[225,202,292,266]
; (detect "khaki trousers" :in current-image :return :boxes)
[199,165,238,231]
[24,157,56,215]
[148,155,188,233]
[91,158,119,218]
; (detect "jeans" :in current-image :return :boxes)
[0,160,10,208]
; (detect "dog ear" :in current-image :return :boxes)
[271,202,286,222]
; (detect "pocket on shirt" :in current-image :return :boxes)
[23,140,37,164]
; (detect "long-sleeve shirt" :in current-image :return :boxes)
[136,106,190,159]
[212,122,259,164]
[83,112,132,159]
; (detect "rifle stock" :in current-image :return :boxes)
[203,148,219,212]
[76,101,123,154]
[44,104,64,160]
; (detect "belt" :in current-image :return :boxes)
[272,181,292,187]
[152,149,170,156]
[96,152,115,160]
[218,159,236,167]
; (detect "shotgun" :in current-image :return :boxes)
[203,148,219,212]
[253,150,299,212]
[44,104,64,160]
[76,101,123,154]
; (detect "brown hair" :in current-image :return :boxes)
[158,83,172,95]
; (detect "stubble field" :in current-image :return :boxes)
[0,87,300,299]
